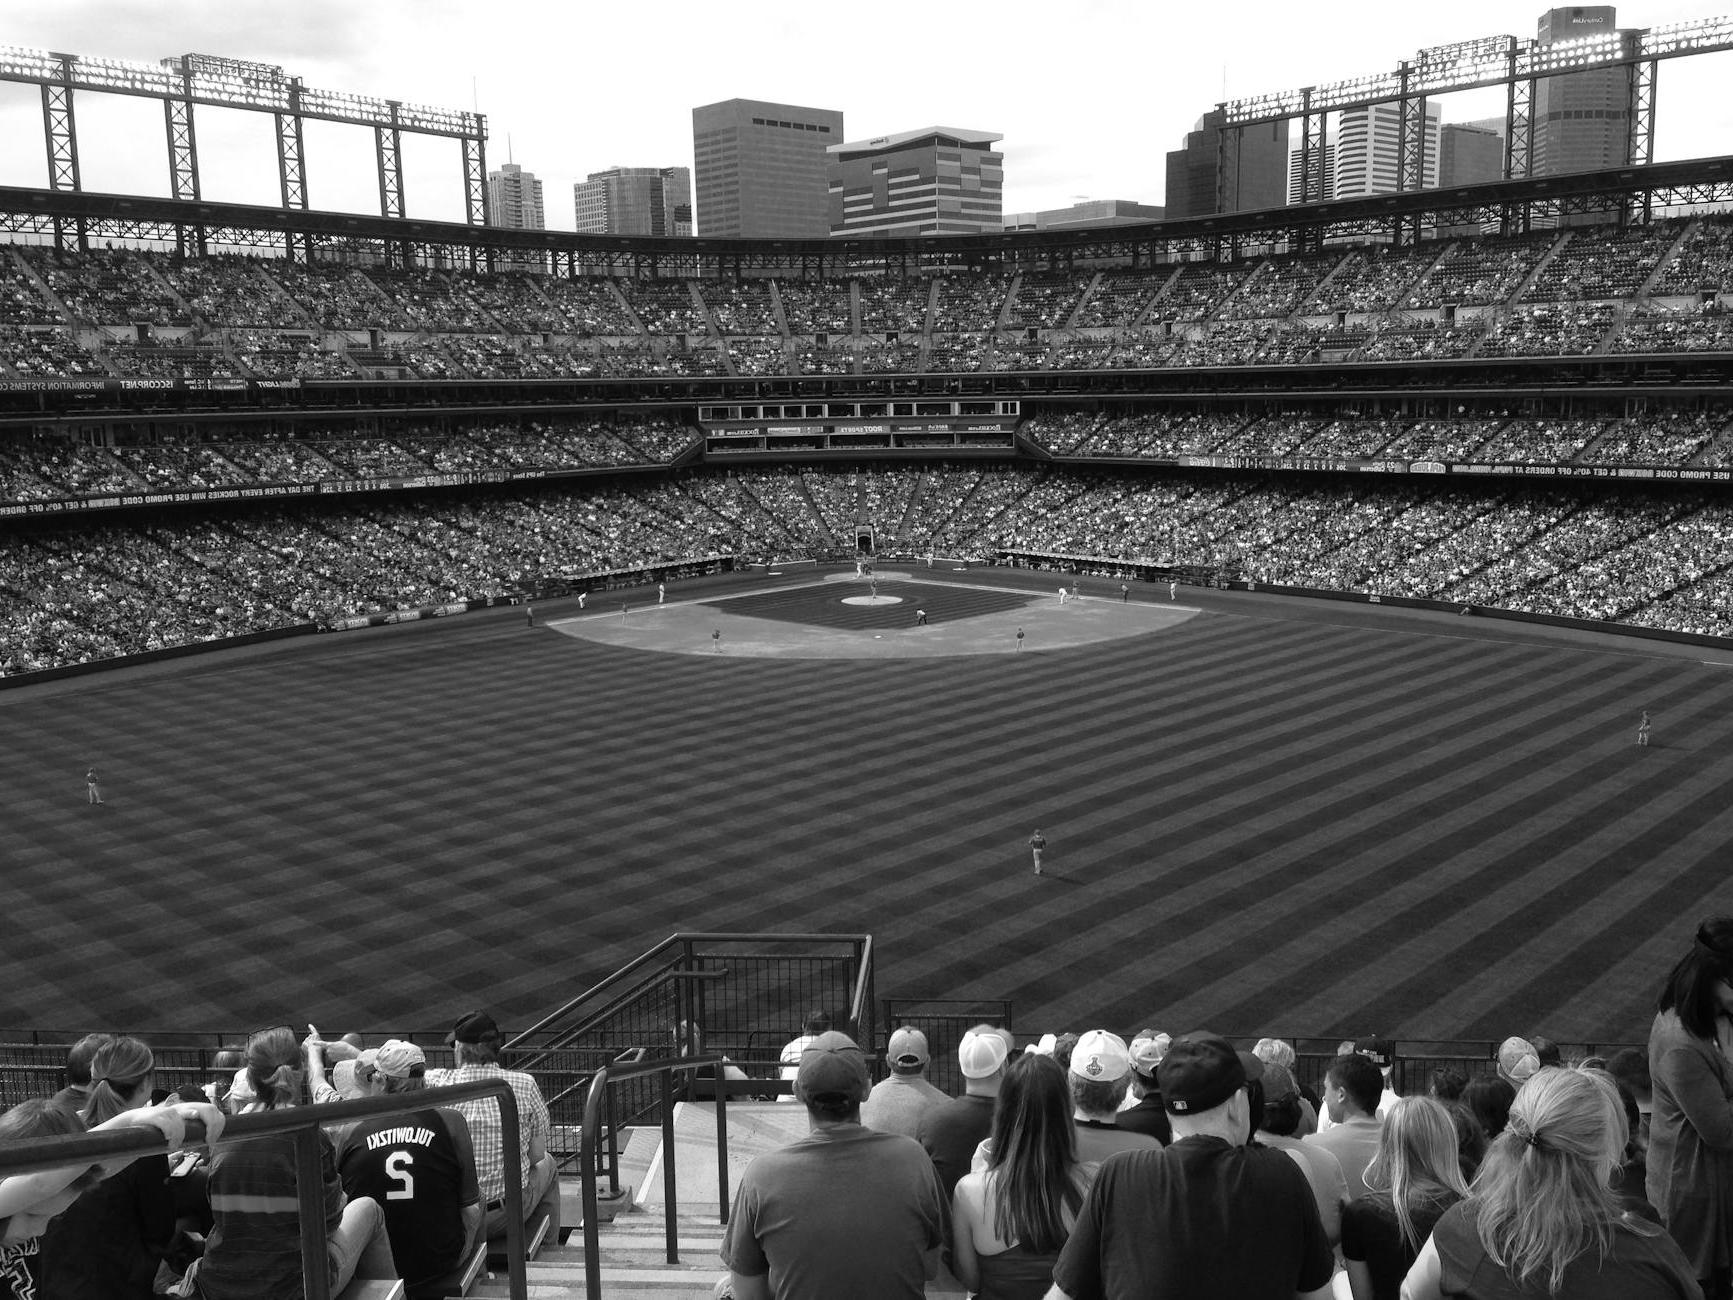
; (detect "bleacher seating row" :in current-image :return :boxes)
[0,214,1728,380]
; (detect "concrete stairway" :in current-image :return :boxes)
[469,1210,726,1299]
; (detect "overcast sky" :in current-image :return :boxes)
[1,0,1728,231]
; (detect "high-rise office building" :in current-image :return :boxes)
[1533,6,1629,176]
[1002,199,1164,231]
[692,98,843,238]
[826,127,1004,237]
[487,163,545,231]
[1164,111,1289,219]
[1439,123,1505,188]
[572,167,692,237]
[1288,144,1335,205]
[1332,101,1441,199]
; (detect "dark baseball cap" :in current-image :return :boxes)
[446,1009,500,1046]
[1159,1033,1263,1115]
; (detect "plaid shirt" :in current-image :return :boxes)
[425,1063,552,1203]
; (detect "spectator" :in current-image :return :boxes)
[1462,1075,1518,1145]
[920,1025,1013,1199]
[49,1034,113,1114]
[190,1025,394,1299]
[1442,1099,1490,1184]
[720,1030,945,1300]
[1647,915,1733,1297]
[1340,1096,1466,1300]
[778,1011,832,1100]
[1605,1047,1653,1151]
[1047,1033,1334,1300]
[1497,1035,1542,1088]
[335,1039,483,1300]
[952,1053,1090,1300]
[1402,1068,1697,1300]
[1115,1032,1173,1145]
[861,1027,949,1140]
[1357,1036,1401,1118]
[1305,1052,1386,1197]
[1254,1062,1349,1251]
[424,1010,561,1247]
[1066,1030,1161,1164]
[1429,1067,1469,1103]
[34,1036,180,1300]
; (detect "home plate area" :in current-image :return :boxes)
[708,578,1032,631]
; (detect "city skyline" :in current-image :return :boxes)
[1,0,1729,232]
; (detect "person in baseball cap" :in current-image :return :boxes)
[794,1031,871,1112]
[917,1025,1014,1198]
[1118,1031,1174,1143]
[1497,1036,1541,1087]
[1051,1032,1333,1300]
[861,1026,947,1139]
[1068,1030,1160,1162]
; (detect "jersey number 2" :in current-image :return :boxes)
[384,1150,415,1201]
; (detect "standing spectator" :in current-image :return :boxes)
[1254,1062,1347,1251]
[861,1027,948,1140]
[720,1031,945,1300]
[1115,1033,1172,1145]
[1402,1068,1697,1300]
[1498,1036,1542,1088]
[1047,1033,1333,1300]
[1306,1052,1385,1197]
[921,1026,1013,1198]
[194,1026,394,1300]
[952,1054,1091,1300]
[1066,1031,1160,1164]
[1340,1096,1466,1300]
[1462,1075,1518,1144]
[1648,916,1733,1298]
[425,1010,561,1246]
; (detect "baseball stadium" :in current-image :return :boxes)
[3,19,1733,1300]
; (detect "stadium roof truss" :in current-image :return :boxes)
[0,46,489,252]
[1227,16,1733,212]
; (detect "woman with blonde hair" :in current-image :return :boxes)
[1342,1096,1467,1300]
[193,1026,396,1300]
[951,1053,1092,1300]
[34,1035,180,1298]
[1400,1068,1698,1299]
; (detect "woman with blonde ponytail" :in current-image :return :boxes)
[1400,1068,1698,1299]
[35,1036,179,1299]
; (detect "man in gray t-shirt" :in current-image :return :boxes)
[860,1027,948,1140]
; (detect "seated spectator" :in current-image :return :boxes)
[1066,1030,1161,1163]
[861,1027,948,1140]
[194,1026,394,1299]
[1402,1068,1697,1300]
[720,1031,945,1300]
[1305,1052,1385,1196]
[1603,1047,1652,1151]
[778,1010,832,1100]
[1340,1096,1466,1300]
[1254,1037,1318,1134]
[35,1036,180,1299]
[50,1033,113,1114]
[0,1094,222,1300]
[951,1053,1091,1300]
[335,1040,483,1300]
[424,1010,560,1246]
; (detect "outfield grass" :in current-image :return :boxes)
[4,567,1729,1048]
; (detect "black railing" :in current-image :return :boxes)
[0,1081,531,1300]
[577,1054,733,1300]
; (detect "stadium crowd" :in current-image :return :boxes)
[10,919,1729,1300]
[0,211,1725,380]
[4,462,1733,676]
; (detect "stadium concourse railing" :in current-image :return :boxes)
[0,1077,531,1300]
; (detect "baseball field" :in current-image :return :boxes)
[5,566,1730,1049]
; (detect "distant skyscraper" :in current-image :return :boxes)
[1333,101,1440,199]
[692,98,843,238]
[1533,6,1629,175]
[827,127,1004,237]
[572,167,692,236]
[487,163,544,231]
[1164,111,1289,219]
[1288,144,1335,205]
[1002,199,1164,231]
[1439,123,1505,188]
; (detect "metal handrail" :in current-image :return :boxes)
[0,1081,530,1300]
[577,1053,733,1300]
